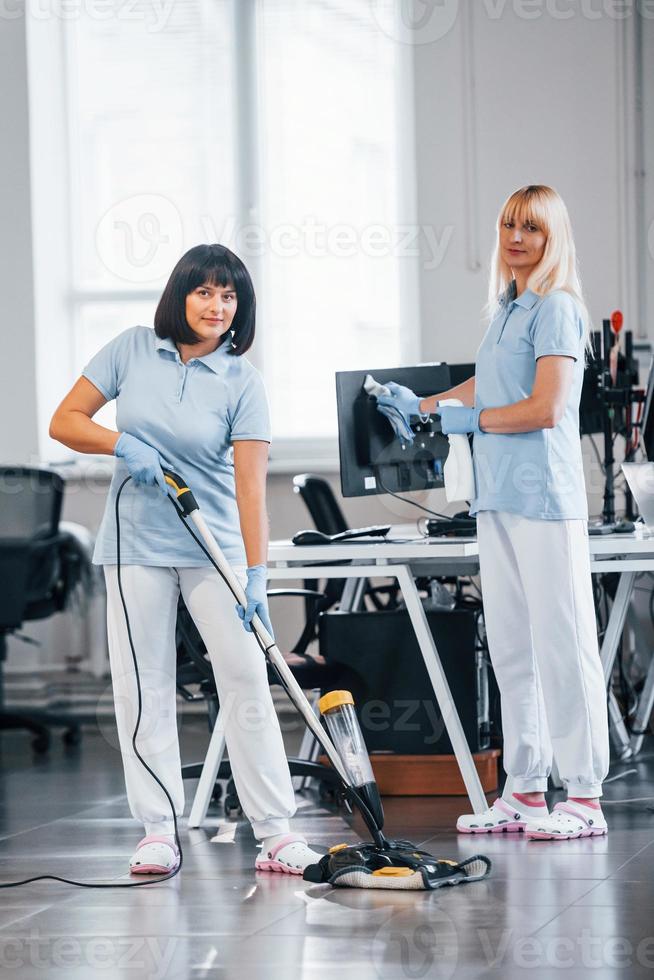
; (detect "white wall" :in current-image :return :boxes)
[0,14,39,464]
[644,5,654,334]
[412,3,647,361]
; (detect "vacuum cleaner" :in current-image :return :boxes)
[0,467,490,893]
[163,469,491,892]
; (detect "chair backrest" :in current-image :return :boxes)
[0,469,65,629]
[0,467,63,540]
[292,474,349,535]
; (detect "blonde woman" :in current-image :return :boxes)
[377,185,609,840]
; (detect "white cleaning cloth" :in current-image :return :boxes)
[439,398,475,502]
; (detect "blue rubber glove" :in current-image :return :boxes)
[376,402,415,444]
[375,382,426,445]
[375,381,423,418]
[437,405,482,435]
[114,432,168,494]
[236,564,274,638]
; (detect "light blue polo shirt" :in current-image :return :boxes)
[82,325,271,566]
[469,284,588,521]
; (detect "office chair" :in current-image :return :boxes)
[292,473,349,536]
[292,473,400,613]
[0,467,82,752]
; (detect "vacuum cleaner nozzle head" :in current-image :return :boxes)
[303,843,491,891]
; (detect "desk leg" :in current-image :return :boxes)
[549,759,563,789]
[395,565,487,813]
[293,689,321,791]
[629,654,654,756]
[341,578,365,611]
[607,692,632,760]
[598,571,635,758]
[599,572,635,684]
[188,711,227,829]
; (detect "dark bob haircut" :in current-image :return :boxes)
[154,244,256,355]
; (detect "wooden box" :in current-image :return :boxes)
[318,750,500,796]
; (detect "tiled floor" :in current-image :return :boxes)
[1,722,654,979]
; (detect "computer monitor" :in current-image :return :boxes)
[447,363,475,388]
[336,364,452,498]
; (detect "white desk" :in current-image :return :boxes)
[586,530,654,759]
[187,526,654,827]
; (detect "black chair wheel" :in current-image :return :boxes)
[63,726,81,747]
[224,793,242,818]
[31,733,50,754]
[318,780,338,803]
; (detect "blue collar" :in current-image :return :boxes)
[513,288,540,310]
[499,281,540,311]
[154,334,234,374]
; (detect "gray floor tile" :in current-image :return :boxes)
[0,907,49,930]
[1,725,654,980]
[527,904,654,977]
[11,901,302,938]
[572,877,654,906]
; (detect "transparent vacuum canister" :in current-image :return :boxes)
[318,690,384,830]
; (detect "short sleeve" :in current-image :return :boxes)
[229,368,272,443]
[82,329,132,401]
[529,292,583,361]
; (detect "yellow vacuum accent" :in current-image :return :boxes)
[328,843,350,854]
[371,867,416,877]
[164,475,190,497]
[318,690,355,714]
[161,469,198,516]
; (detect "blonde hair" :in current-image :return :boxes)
[487,185,591,352]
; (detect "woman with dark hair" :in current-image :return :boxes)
[50,244,321,876]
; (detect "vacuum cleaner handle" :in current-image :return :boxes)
[161,467,353,788]
[191,508,352,786]
[163,468,272,630]
[162,469,199,517]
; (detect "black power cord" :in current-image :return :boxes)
[373,468,473,523]
[0,477,184,889]
[1,469,300,890]
[1,465,398,888]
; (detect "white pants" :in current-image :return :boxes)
[103,564,297,839]
[477,511,609,798]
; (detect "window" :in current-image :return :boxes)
[65,0,236,429]
[61,0,415,454]
[257,1,405,440]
